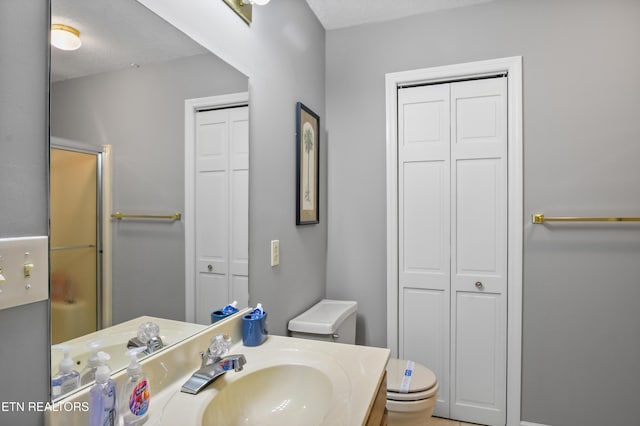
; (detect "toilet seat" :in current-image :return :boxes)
[386,358,438,402]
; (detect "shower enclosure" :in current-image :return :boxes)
[50,142,106,344]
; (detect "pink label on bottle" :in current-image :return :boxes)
[129,380,150,416]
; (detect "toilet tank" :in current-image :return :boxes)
[288,299,357,344]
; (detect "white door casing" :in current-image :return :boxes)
[386,57,523,426]
[185,93,249,324]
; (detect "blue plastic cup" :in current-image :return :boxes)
[242,311,268,346]
[211,310,230,324]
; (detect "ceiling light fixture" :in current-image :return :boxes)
[51,24,82,51]
[222,0,270,25]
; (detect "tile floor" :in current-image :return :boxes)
[428,417,483,426]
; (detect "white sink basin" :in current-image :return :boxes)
[162,344,354,426]
[203,364,333,425]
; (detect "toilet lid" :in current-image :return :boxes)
[386,358,437,395]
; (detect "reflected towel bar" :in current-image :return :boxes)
[111,212,182,221]
[532,214,640,224]
[51,244,96,252]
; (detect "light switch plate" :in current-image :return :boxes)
[270,240,280,267]
[0,236,48,310]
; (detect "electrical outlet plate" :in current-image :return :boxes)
[0,236,48,310]
[270,240,280,267]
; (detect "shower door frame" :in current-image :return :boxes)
[50,137,113,329]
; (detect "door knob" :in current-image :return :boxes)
[475,281,483,289]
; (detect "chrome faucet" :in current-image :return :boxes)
[127,336,164,355]
[181,351,247,395]
[128,321,164,355]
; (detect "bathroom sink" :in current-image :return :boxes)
[203,364,333,425]
[161,344,355,426]
[46,329,390,426]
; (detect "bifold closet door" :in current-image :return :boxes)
[398,77,507,426]
[194,106,249,325]
[398,83,452,416]
[450,78,507,426]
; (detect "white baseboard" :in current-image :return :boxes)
[521,422,551,426]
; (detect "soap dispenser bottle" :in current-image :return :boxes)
[119,346,150,426]
[89,352,117,426]
[81,341,107,385]
[51,345,80,398]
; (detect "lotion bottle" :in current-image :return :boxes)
[119,346,150,426]
[89,352,117,426]
[81,341,108,385]
[51,345,80,398]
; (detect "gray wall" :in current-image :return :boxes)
[0,0,50,425]
[246,0,327,335]
[51,53,248,324]
[325,0,640,425]
[0,1,325,423]
[140,0,328,337]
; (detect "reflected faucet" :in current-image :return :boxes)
[127,321,164,355]
[181,351,247,395]
[127,335,164,355]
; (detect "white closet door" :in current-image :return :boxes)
[228,107,249,308]
[194,106,249,324]
[398,83,451,416]
[450,78,507,426]
[398,77,507,425]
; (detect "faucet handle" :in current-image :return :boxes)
[199,351,209,368]
[233,354,246,372]
[219,354,246,372]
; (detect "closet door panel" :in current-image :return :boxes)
[398,84,451,417]
[194,107,249,324]
[401,287,449,414]
[452,291,505,426]
[450,78,507,426]
[398,84,451,290]
[196,273,227,325]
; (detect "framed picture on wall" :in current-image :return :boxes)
[296,102,320,225]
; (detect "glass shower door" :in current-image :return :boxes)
[50,148,100,344]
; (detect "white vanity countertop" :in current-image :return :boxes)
[46,313,390,426]
[154,335,390,426]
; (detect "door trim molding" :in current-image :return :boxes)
[184,92,249,322]
[385,56,523,426]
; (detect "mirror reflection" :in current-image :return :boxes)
[50,0,249,399]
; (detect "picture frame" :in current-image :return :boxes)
[296,102,320,225]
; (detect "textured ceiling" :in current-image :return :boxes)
[51,0,207,82]
[305,0,498,30]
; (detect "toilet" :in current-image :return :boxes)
[288,299,438,425]
[288,299,357,343]
[385,358,438,425]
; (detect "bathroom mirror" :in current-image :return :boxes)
[50,0,249,399]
